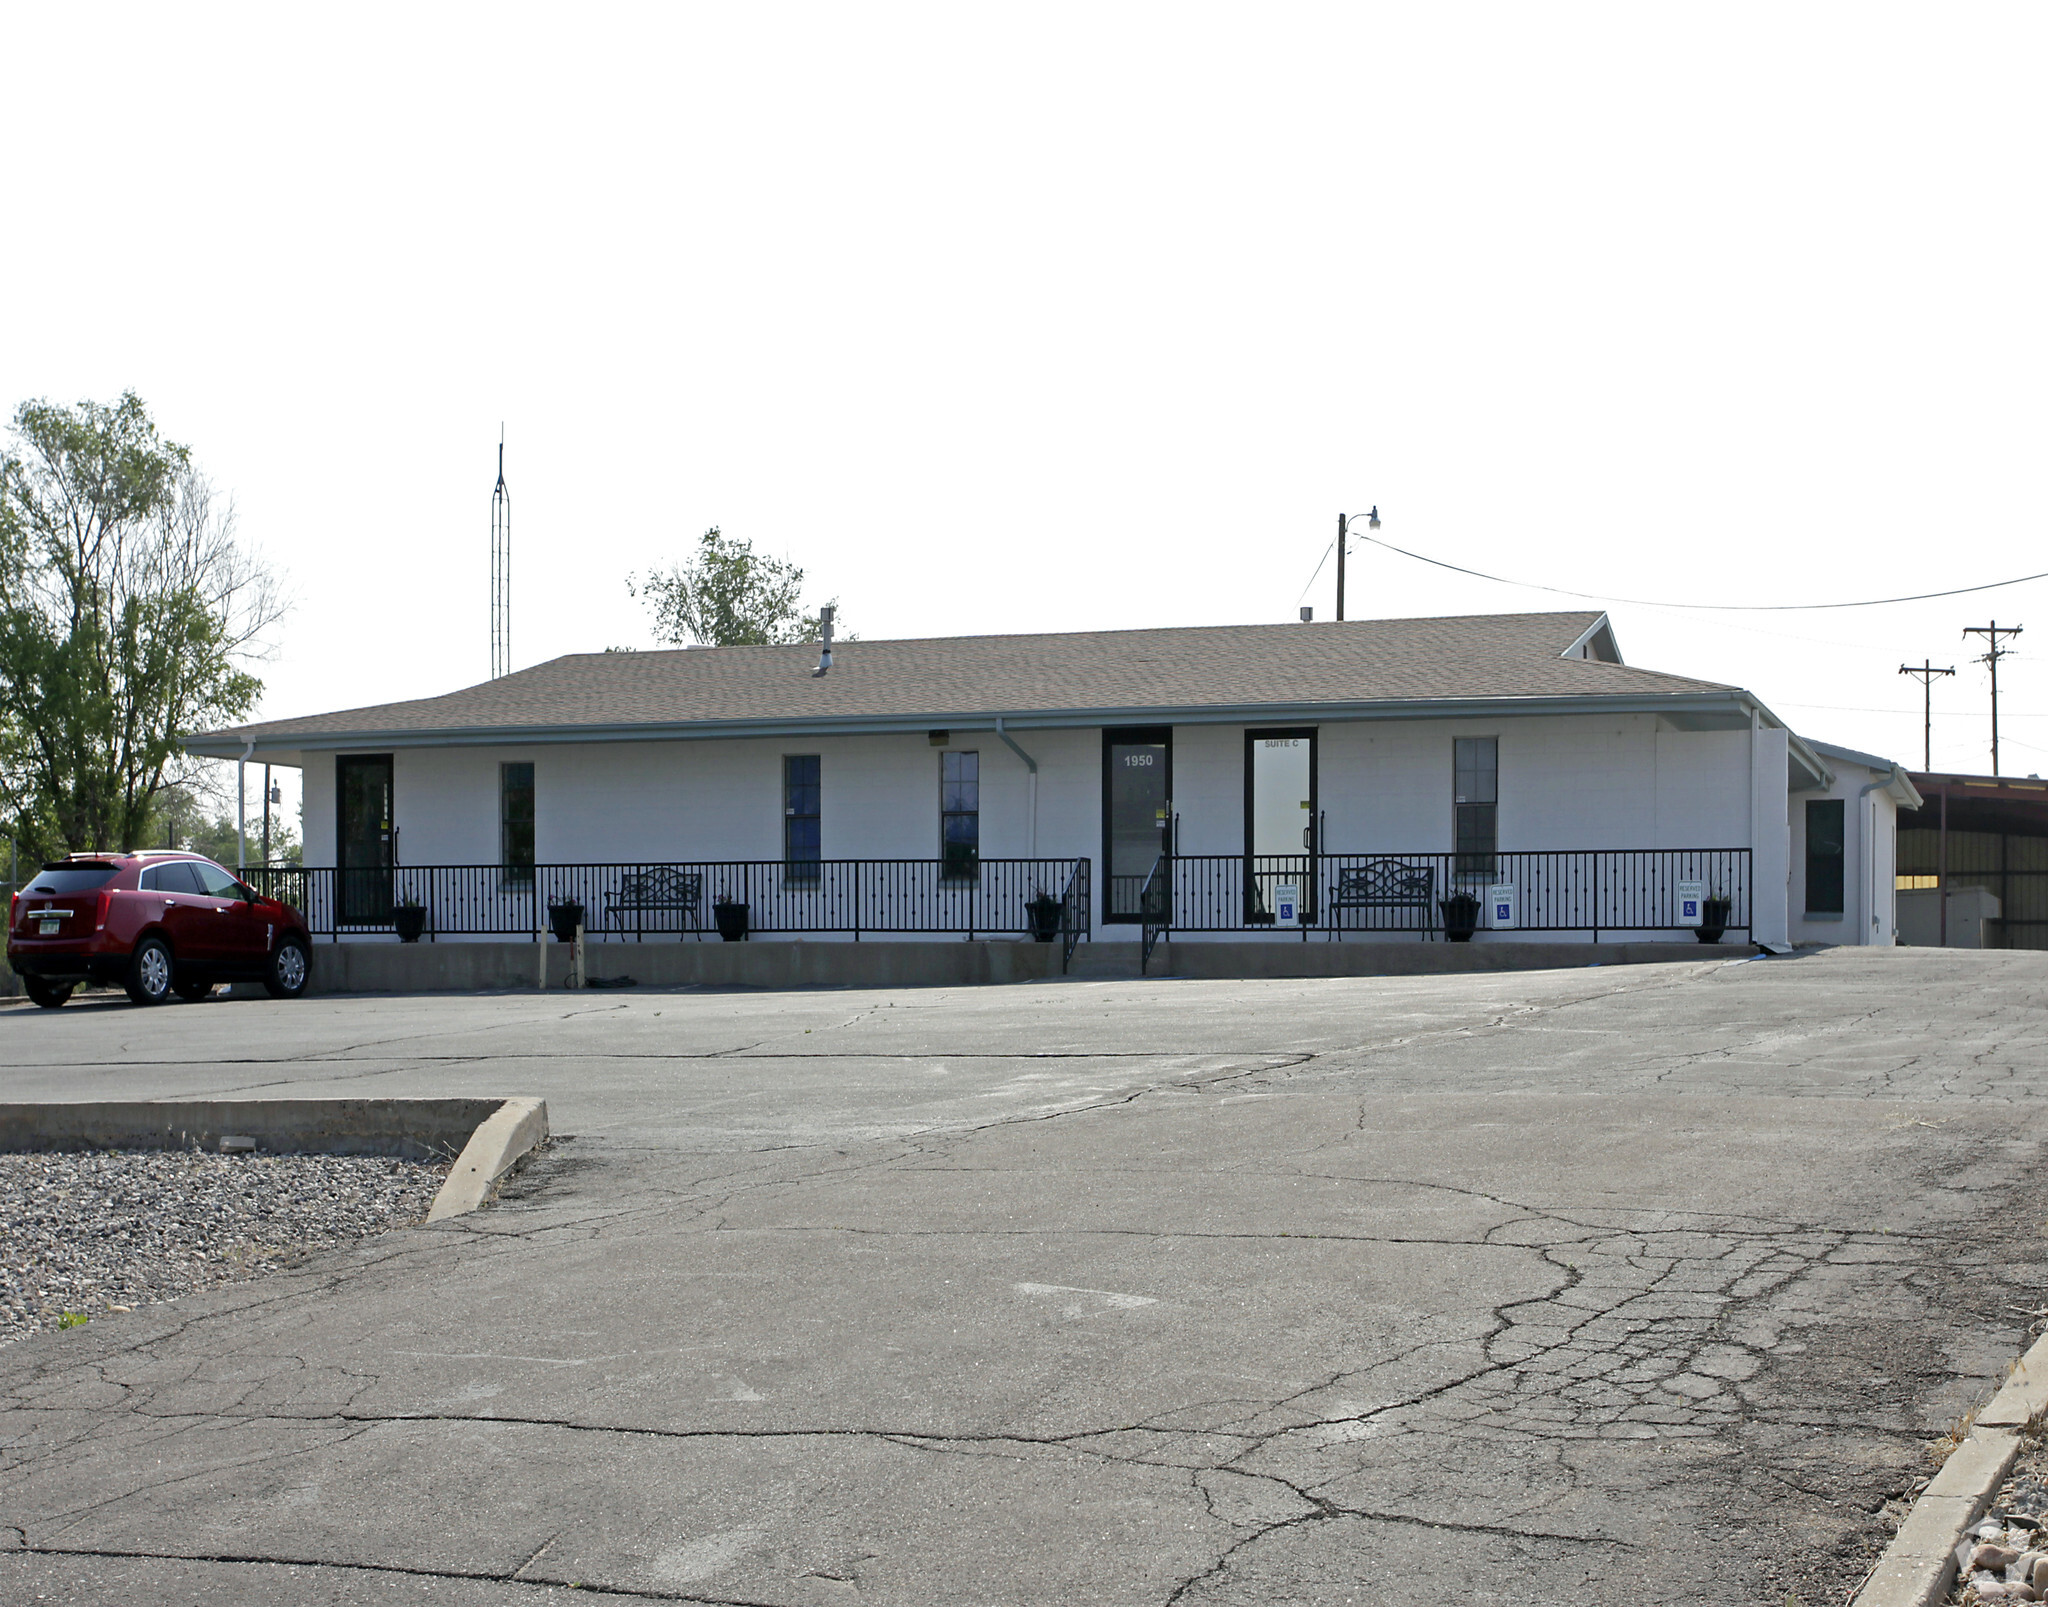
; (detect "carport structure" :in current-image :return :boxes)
[1901,770,2048,948]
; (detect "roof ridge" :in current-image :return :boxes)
[551,610,1610,660]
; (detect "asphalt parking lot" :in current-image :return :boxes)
[3,947,2047,1605]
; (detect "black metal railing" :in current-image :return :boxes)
[1136,848,1752,942]
[245,859,1094,946]
[243,848,1747,949]
[1140,854,1170,968]
[1059,859,1091,974]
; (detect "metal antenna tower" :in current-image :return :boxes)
[490,429,511,679]
[1898,661,1954,772]
[1963,620,2022,775]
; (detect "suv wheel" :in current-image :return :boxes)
[126,937,175,1006]
[265,937,311,999]
[24,976,74,1009]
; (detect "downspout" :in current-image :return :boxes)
[993,717,1038,861]
[237,739,254,869]
[1857,772,1893,945]
[1747,704,1759,947]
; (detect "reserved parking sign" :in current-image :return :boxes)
[1676,880,1705,926]
[1487,884,1516,929]
[1275,884,1300,927]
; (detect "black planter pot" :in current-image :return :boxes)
[714,903,749,942]
[394,905,428,944]
[1027,897,1062,943]
[1696,898,1731,944]
[548,902,585,943]
[1440,893,1481,943]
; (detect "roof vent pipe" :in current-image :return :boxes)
[812,605,835,678]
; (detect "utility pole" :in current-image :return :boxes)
[1898,661,1955,772]
[1335,506,1379,622]
[1335,513,1345,621]
[1962,621,2022,776]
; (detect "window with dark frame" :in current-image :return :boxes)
[1805,798,1845,914]
[785,755,821,880]
[1454,737,1498,876]
[500,762,535,884]
[940,751,979,879]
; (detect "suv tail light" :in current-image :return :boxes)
[7,891,16,932]
[94,889,113,931]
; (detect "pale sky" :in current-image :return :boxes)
[7,4,2046,833]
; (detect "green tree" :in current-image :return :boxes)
[149,778,302,866]
[0,393,281,857]
[629,527,842,646]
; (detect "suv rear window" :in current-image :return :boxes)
[25,865,119,894]
[140,862,203,894]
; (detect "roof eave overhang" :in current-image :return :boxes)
[1785,733,1833,791]
[1887,768,1926,809]
[185,689,1770,760]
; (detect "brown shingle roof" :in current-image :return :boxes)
[192,612,1740,749]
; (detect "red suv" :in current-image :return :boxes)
[8,852,313,1009]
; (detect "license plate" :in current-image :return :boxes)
[38,918,60,935]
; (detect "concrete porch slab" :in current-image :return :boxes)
[298,935,1744,992]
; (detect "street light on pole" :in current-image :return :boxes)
[1335,506,1380,622]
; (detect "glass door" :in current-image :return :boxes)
[337,754,395,925]
[1245,730,1316,924]
[1103,728,1171,923]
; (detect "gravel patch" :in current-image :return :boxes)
[1946,1419,2048,1603]
[0,1149,449,1347]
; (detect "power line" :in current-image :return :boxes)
[1354,531,2048,613]
[1295,540,1335,606]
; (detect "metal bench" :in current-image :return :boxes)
[1330,860,1436,939]
[604,867,703,939]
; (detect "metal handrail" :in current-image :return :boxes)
[1139,853,1170,970]
[1059,859,1091,974]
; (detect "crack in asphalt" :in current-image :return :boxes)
[3,1540,775,1603]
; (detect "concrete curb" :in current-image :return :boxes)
[0,1097,548,1225]
[0,1099,505,1159]
[426,1097,550,1222]
[1853,1328,2048,1607]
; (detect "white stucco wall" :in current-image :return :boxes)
[1788,757,1901,947]
[307,718,1764,867]
[292,712,1799,941]
[1749,723,1792,949]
